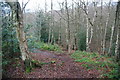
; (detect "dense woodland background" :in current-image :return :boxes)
[0,0,120,78]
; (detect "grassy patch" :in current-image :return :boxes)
[71,51,119,78]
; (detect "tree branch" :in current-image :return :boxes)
[73,0,93,26]
[55,10,67,21]
[22,0,30,11]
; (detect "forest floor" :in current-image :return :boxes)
[5,49,100,78]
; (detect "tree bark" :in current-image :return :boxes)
[84,1,90,52]
[108,22,115,55]
[58,18,62,45]
[65,0,71,53]
[100,0,103,54]
[50,0,55,44]
[6,1,29,61]
[102,1,111,54]
[88,1,98,51]
[114,1,120,61]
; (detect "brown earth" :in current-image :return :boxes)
[4,49,100,78]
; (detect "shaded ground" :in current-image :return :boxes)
[4,49,100,78]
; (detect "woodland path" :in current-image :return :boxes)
[6,49,100,78]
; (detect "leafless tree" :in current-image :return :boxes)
[5,0,30,61]
[102,0,111,54]
[114,1,120,61]
[65,0,71,53]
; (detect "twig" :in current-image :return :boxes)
[22,0,30,11]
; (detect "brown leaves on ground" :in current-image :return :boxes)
[4,50,100,78]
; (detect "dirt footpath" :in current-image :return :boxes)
[5,50,100,78]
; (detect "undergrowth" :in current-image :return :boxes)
[25,59,56,73]
[29,41,62,52]
[71,51,119,78]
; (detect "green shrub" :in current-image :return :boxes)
[26,67,31,73]
[33,42,62,52]
[71,51,119,78]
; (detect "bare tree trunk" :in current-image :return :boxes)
[71,0,77,50]
[58,18,62,45]
[108,22,115,55]
[75,1,81,50]
[57,2,66,49]
[36,10,42,42]
[89,1,98,48]
[45,0,47,13]
[39,19,42,41]
[6,1,29,61]
[102,1,111,54]
[115,29,119,58]
[114,1,120,61]
[100,0,103,54]
[65,0,71,53]
[96,25,100,52]
[48,27,51,43]
[86,15,89,51]
[50,29,54,44]
[77,0,94,52]
[75,0,97,52]
[50,0,54,44]
[114,1,120,77]
[48,0,53,43]
[84,1,90,52]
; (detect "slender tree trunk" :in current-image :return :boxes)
[78,0,94,52]
[39,20,41,41]
[115,29,119,58]
[36,11,42,42]
[48,26,51,43]
[50,0,55,44]
[85,1,90,52]
[58,18,61,44]
[96,25,100,52]
[57,3,64,45]
[114,1,120,61]
[65,0,71,53]
[100,0,103,54]
[89,2,97,47]
[102,1,111,54]
[45,0,47,13]
[48,0,53,43]
[108,22,115,55]
[51,29,54,44]
[75,2,80,50]
[0,5,2,54]
[114,1,120,78]
[86,15,89,51]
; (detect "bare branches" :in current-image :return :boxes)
[22,0,30,11]
[73,0,94,27]
[55,10,67,21]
